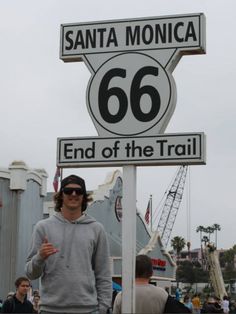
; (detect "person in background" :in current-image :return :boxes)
[29,290,39,304]
[201,296,223,313]
[192,293,201,314]
[175,288,181,302]
[183,295,193,312]
[32,295,40,314]
[113,254,168,314]
[113,254,190,314]
[25,174,112,314]
[1,291,14,312]
[1,276,33,313]
[6,293,14,300]
[221,296,229,314]
[214,296,223,311]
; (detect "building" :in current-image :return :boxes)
[0,161,47,298]
[178,248,203,264]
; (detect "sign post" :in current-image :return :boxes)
[122,165,136,312]
[59,13,206,313]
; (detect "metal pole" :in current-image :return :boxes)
[122,165,136,313]
[150,194,153,232]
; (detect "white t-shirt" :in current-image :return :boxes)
[222,299,229,313]
[113,284,168,314]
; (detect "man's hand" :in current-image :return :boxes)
[39,237,59,260]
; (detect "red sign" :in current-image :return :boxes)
[151,258,166,271]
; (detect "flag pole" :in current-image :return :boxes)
[150,194,153,232]
[60,167,63,184]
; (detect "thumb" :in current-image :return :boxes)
[43,237,48,244]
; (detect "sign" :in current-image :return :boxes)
[61,14,205,59]
[151,258,166,271]
[115,196,123,222]
[59,13,206,314]
[60,13,206,137]
[57,132,206,167]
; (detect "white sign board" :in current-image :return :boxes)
[60,13,206,137]
[57,132,206,167]
[59,13,206,314]
[61,14,205,59]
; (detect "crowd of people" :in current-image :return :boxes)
[176,292,233,314]
[0,174,235,313]
[0,278,234,314]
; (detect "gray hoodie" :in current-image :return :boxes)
[25,212,112,313]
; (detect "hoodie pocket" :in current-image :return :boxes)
[68,271,97,305]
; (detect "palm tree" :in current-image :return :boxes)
[171,236,186,261]
[196,225,205,244]
[212,223,221,249]
[200,235,209,271]
[196,225,205,264]
[201,235,209,246]
[205,226,214,242]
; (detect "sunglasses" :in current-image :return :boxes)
[62,187,84,196]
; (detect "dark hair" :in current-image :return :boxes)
[54,190,92,212]
[14,277,30,288]
[60,175,86,191]
[33,290,39,296]
[136,255,153,278]
[54,174,93,212]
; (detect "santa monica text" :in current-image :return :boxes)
[61,14,204,58]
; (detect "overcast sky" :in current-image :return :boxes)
[0,0,235,250]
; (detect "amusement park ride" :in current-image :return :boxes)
[204,243,227,299]
[156,165,188,248]
[146,165,227,299]
[139,165,188,255]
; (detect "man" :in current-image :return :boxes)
[25,174,112,314]
[1,276,33,313]
[192,293,201,314]
[29,289,39,303]
[202,296,223,313]
[113,255,190,314]
[113,254,168,314]
[175,287,180,301]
